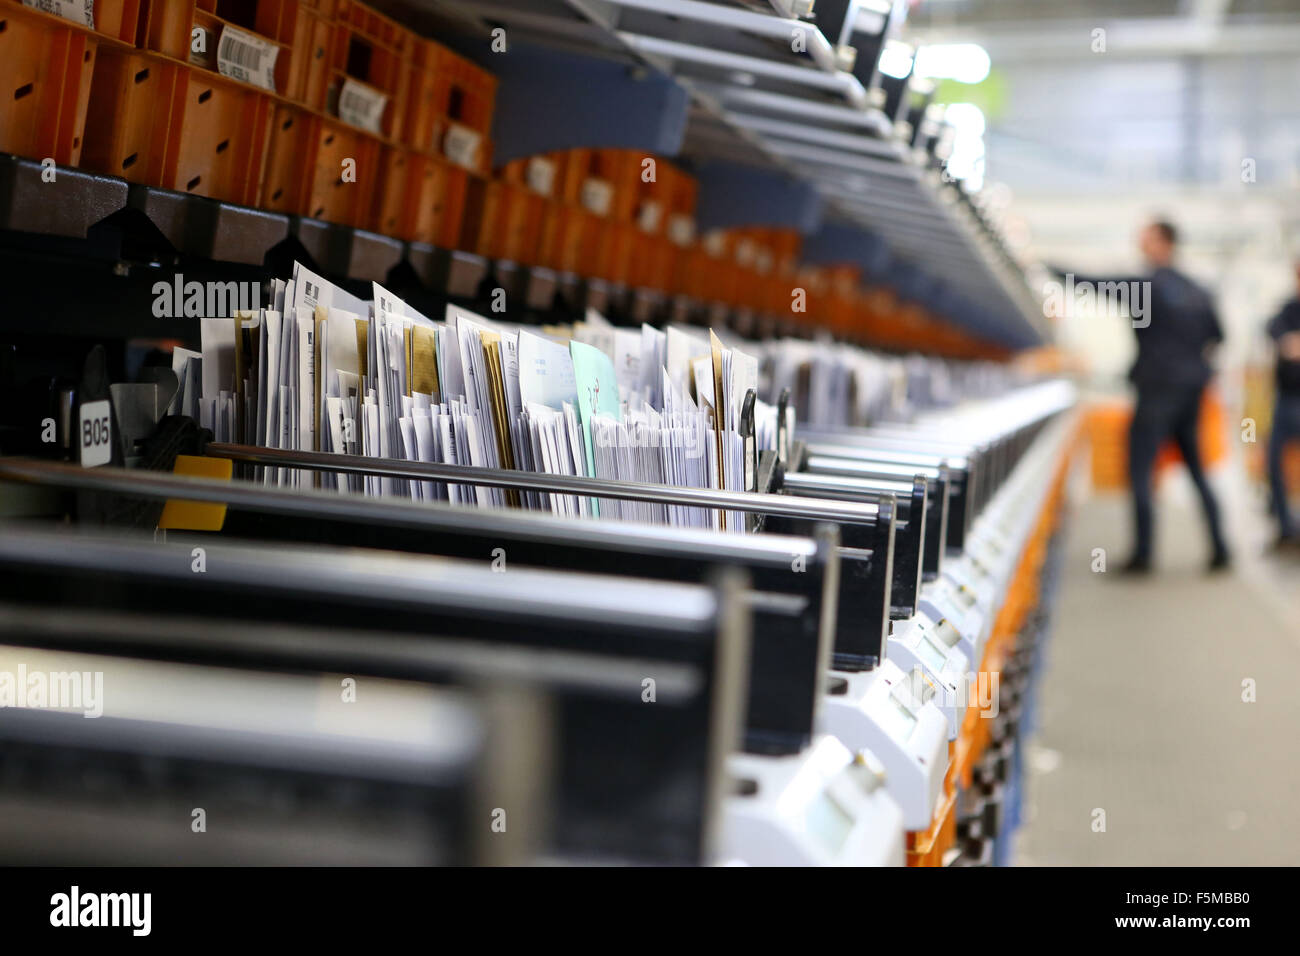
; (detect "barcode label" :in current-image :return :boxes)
[735,238,757,267]
[637,200,663,234]
[22,0,94,28]
[338,78,387,134]
[443,123,481,170]
[217,25,278,92]
[668,214,695,246]
[581,178,613,217]
[526,156,556,196]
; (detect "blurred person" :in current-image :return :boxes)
[1056,220,1229,573]
[1266,263,1300,547]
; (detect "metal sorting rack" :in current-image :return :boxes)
[0,375,1075,864]
[0,521,748,865]
[0,0,1073,866]
[0,1,1043,349]
[420,0,1044,347]
[0,151,490,295]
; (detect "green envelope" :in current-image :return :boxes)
[569,339,622,514]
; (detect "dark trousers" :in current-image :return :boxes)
[1127,384,1226,561]
[1268,393,1300,538]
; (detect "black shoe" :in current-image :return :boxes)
[1270,533,1299,552]
[1119,555,1152,575]
[1207,548,1231,572]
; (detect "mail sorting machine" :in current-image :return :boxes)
[0,620,546,866]
[202,376,1079,862]
[0,378,1076,864]
[0,454,906,866]
[192,438,943,856]
[777,380,1079,861]
[0,523,755,865]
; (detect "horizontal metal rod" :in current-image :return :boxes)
[0,458,830,562]
[199,445,887,525]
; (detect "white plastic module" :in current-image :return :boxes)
[963,530,1016,594]
[942,553,999,622]
[819,658,948,830]
[722,735,905,866]
[887,612,971,740]
[918,574,988,666]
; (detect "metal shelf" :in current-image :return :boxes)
[415,0,1045,348]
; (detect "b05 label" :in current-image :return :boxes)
[79,400,112,467]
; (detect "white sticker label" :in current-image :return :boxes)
[637,200,663,234]
[338,77,388,134]
[443,123,482,170]
[79,400,112,467]
[22,0,94,29]
[668,214,695,246]
[217,24,279,92]
[735,238,757,267]
[525,156,557,196]
[580,178,614,217]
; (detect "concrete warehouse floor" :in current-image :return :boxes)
[1014,468,1300,865]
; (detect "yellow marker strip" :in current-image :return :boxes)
[157,455,233,532]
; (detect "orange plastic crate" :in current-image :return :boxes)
[307,112,380,225]
[1,0,141,42]
[370,145,465,245]
[326,0,411,142]
[460,178,542,264]
[555,147,641,222]
[632,156,692,237]
[671,244,713,301]
[141,0,325,104]
[1085,392,1228,492]
[430,47,495,174]
[628,234,676,291]
[259,101,314,214]
[592,218,636,284]
[401,36,447,155]
[431,164,471,249]
[260,100,384,226]
[536,201,589,274]
[497,156,528,188]
[255,0,334,108]
[0,4,102,165]
[82,48,273,206]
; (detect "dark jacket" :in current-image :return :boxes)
[1056,265,1223,390]
[1267,299,1300,397]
